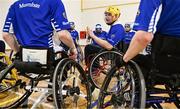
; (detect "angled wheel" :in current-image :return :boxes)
[97,60,146,108]
[89,50,123,89]
[53,58,91,109]
[0,63,39,108]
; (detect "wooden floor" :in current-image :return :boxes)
[0,76,179,109]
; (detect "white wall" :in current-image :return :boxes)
[83,0,139,9]
[62,0,82,32]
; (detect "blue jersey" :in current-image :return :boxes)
[3,0,70,48]
[133,0,180,37]
[92,31,107,46]
[69,30,79,42]
[106,24,125,46]
[123,31,135,44]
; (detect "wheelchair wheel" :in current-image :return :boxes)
[0,63,39,108]
[53,58,91,109]
[97,60,146,108]
[89,50,122,89]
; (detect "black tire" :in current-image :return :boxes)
[89,51,123,89]
[53,58,91,109]
[97,60,146,108]
[0,63,38,108]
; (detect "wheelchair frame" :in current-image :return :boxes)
[0,49,91,109]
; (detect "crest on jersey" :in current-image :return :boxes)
[111,34,115,38]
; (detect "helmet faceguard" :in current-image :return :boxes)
[124,23,131,32]
[69,22,75,30]
[95,24,102,33]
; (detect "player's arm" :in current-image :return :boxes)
[2,4,19,52]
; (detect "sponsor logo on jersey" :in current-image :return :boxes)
[19,2,40,8]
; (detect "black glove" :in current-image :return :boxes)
[115,56,126,68]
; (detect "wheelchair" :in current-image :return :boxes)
[83,43,130,107]
[97,53,180,109]
[0,47,91,109]
[87,42,130,90]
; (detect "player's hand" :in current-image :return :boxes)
[115,56,127,68]
[86,27,95,39]
[69,48,77,60]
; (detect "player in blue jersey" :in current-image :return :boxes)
[69,22,79,43]
[59,21,79,51]
[2,0,77,59]
[85,6,125,65]
[91,24,107,46]
[122,23,135,52]
[123,0,180,75]
[124,23,135,44]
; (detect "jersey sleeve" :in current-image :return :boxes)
[133,0,161,32]
[50,0,70,31]
[3,4,15,33]
[106,25,125,46]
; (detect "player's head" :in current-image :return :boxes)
[124,23,131,32]
[104,6,120,25]
[69,22,75,30]
[95,24,102,33]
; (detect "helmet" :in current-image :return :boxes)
[69,22,75,29]
[95,24,102,29]
[124,23,131,28]
[105,6,120,17]
[69,22,75,26]
[95,24,102,33]
[124,23,131,32]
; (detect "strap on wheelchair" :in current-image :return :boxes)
[151,33,180,73]
[14,60,43,73]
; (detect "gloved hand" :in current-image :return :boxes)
[115,56,127,68]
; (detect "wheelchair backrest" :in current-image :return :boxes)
[14,47,55,73]
[151,33,180,73]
